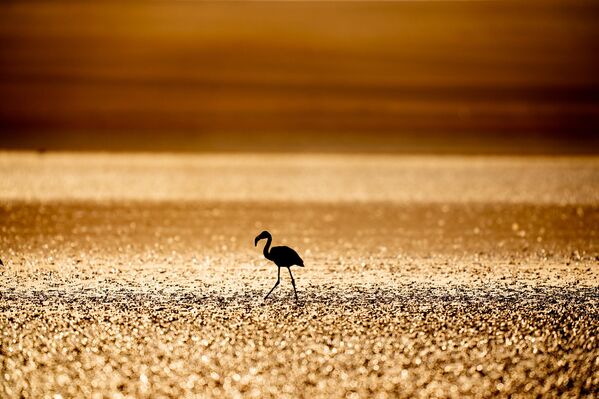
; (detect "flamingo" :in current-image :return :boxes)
[254,231,304,301]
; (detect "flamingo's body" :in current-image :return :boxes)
[254,231,303,301]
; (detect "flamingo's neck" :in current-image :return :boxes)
[263,236,272,260]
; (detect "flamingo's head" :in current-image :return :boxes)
[254,230,271,246]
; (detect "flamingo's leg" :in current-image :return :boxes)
[264,267,281,300]
[288,267,298,301]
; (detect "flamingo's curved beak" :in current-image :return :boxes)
[254,236,260,246]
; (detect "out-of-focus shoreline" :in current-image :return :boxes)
[2,132,599,155]
[2,1,598,148]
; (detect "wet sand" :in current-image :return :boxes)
[0,153,598,398]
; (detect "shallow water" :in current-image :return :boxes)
[0,153,598,398]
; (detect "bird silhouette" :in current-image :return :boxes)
[254,230,304,301]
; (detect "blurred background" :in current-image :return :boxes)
[0,0,598,154]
